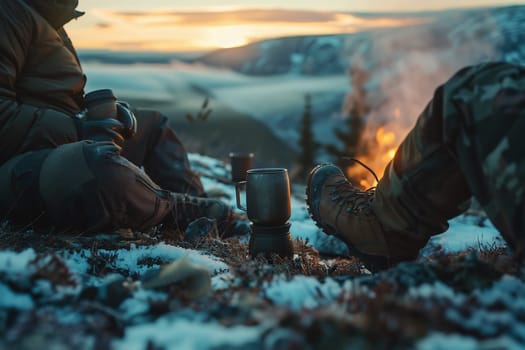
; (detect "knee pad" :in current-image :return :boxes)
[39,141,171,233]
[39,141,120,232]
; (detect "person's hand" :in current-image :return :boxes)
[77,101,137,145]
[116,101,137,140]
[78,117,127,145]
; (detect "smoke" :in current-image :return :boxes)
[341,8,510,184]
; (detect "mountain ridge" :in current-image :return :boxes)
[192,5,524,76]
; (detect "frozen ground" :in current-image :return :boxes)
[0,153,522,349]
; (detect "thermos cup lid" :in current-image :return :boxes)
[84,89,117,105]
[247,168,287,174]
[229,152,254,158]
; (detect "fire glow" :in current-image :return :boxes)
[376,126,397,164]
[346,124,400,189]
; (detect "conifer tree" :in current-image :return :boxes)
[297,94,318,179]
[325,65,370,174]
[325,106,366,170]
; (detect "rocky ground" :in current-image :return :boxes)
[0,154,523,350]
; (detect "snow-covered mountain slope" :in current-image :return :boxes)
[196,5,525,157]
[196,34,348,76]
[195,6,524,76]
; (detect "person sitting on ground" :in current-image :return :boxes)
[306,61,525,271]
[0,0,232,235]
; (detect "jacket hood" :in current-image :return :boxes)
[29,0,84,29]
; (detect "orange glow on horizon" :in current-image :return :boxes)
[66,8,429,51]
[204,26,251,48]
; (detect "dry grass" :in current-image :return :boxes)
[0,222,523,349]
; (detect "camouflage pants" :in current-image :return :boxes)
[373,62,525,259]
[0,109,204,233]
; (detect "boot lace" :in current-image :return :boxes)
[327,158,379,217]
[170,195,232,236]
[177,195,210,222]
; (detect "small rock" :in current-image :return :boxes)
[224,219,251,238]
[184,218,218,244]
[141,256,211,298]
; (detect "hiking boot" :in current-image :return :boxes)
[306,163,392,271]
[306,64,525,268]
[166,194,233,236]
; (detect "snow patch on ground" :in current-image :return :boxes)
[264,275,342,310]
[0,249,36,274]
[95,243,228,275]
[115,316,264,350]
[422,215,505,257]
[0,283,34,310]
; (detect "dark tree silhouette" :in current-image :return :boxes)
[297,94,318,180]
[325,106,366,170]
[325,65,371,179]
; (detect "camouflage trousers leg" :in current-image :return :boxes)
[373,62,525,259]
[445,62,525,255]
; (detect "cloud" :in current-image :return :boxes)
[72,8,429,51]
[96,9,346,27]
[95,22,112,29]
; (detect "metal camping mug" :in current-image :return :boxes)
[236,168,291,226]
[229,152,254,182]
[84,89,118,120]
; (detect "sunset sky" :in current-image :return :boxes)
[66,0,518,52]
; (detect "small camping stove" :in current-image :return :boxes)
[249,222,294,259]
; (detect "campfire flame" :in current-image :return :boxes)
[346,124,400,189]
[376,126,397,164]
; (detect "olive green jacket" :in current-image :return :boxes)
[0,0,85,165]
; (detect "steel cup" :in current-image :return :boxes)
[236,168,291,226]
[84,89,117,120]
[229,152,254,182]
